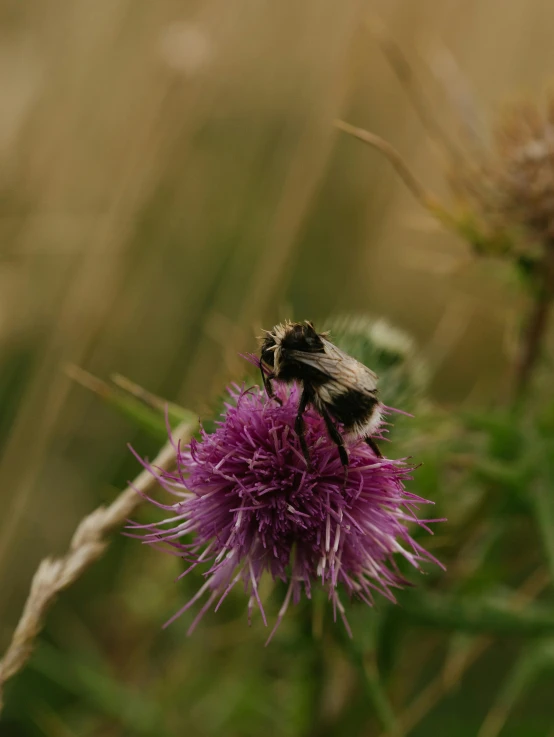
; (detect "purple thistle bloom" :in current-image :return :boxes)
[129,382,442,642]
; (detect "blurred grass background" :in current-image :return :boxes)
[2,0,554,735]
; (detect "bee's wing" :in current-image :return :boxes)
[287,338,378,395]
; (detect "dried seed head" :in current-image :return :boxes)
[453,95,554,255]
[492,98,554,239]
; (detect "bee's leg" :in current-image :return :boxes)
[295,388,312,469]
[318,406,349,469]
[364,436,383,458]
[260,366,282,406]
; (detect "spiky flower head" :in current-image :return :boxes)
[325,314,429,410]
[130,382,441,641]
[491,99,554,240]
[452,95,554,264]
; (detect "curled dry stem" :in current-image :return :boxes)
[365,15,468,166]
[0,419,196,712]
[334,119,442,214]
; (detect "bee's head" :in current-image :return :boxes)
[282,321,324,353]
[260,321,324,374]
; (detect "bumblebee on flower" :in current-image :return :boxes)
[129,338,442,640]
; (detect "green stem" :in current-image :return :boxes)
[303,597,327,737]
[513,243,554,402]
[341,636,401,737]
[532,475,554,584]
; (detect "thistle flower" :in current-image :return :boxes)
[129,382,441,641]
[338,84,554,265]
[487,99,554,241]
[449,96,554,263]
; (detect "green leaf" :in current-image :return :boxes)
[66,365,197,442]
[399,590,554,636]
[461,410,523,460]
[30,642,171,737]
[471,457,529,493]
[532,473,554,584]
[111,373,197,429]
[478,639,554,737]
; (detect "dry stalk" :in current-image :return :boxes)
[0,419,196,712]
[365,15,467,166]
[334,119,441,213]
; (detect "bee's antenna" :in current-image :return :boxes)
[257,328,274,343]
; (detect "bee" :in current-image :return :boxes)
[259,320,383,468]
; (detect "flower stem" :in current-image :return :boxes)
[341,636,402,737]
[303,597,328,737]
[513,243,554,401]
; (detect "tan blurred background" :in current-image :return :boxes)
[1,0,554,643]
